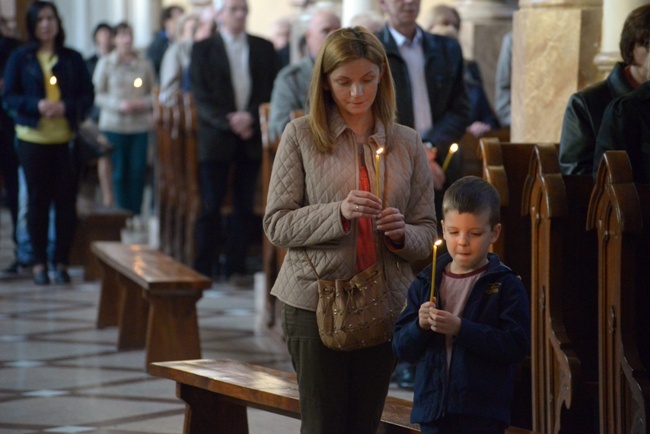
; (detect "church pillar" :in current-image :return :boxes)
[510,0,602,143]
[341,0,380,27]
[594,0,648,77]
[454,0,518,109]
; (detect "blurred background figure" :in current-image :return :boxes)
[93,22,155,216]
[349,10,385,34]
[269,16,292,68]
[190,0,278,283]
[0,15,22,275]
[593,27,650,182]
[427,5,500,138]
[85,23,114,87]
[2,1,94,285]
[147,5,184,80]
[268,8,340,142]
[158,12,200,106]
[559,4,650,175]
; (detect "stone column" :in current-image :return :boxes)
[510,0,602,143]
[594,0,648,77]
[341,0,380,26]
[454,0,517,109]
[130,0,158,51]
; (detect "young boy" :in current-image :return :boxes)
[393,176,530,434]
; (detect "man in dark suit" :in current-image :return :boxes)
[377,0,470,192]
[189,0,278,282]
[377,0,470,390]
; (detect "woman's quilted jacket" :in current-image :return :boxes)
[263,110,438,313]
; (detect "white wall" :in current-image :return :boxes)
[52,0,157,57]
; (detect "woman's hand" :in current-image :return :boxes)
[38,99,65,118]
[341,189,381,221]
[377,206,405,244]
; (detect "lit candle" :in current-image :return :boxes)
[133,77,143,89]
[430,239,443,303]
[49,76,57,86]
[441,143,459,172]
[375,147,384,197]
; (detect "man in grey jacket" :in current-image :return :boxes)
[268,9,340,142]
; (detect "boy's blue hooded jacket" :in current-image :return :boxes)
[392,252,530,426]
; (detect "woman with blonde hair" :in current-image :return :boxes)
[264,27,437,433]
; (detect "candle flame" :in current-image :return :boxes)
[434,239,443,247]
[49,76,57,85]
[133,77,143,88]
[376,147,384,156]
[449,143,459,154]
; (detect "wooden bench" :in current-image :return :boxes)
[149,358,539,434]
[68,206,132,280]
[479,137,535,429]
[522,143,599,433]
[587,151,650,434]
[91,241,211,369]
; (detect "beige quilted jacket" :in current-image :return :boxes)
[263,109,437,313]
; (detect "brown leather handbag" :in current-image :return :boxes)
[305,251,396,351]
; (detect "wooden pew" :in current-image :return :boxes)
[479,137,534,429]
[153,89,175,258]
[92,241,211,369]
[459,127,510,178]
[259,102,281,329]
[586,151,650,434]
[180,94,201,267]
[149,359,540,434]
[68,206,132,280]
[169,96,186,262]
[522,143,599,433]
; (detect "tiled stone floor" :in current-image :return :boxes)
[0,208,412,433]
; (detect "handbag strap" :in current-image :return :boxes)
[303,249,320,280]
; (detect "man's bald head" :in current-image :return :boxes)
[305,9,341,58]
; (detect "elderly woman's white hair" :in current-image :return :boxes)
[174,12,200,41]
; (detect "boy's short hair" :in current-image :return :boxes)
[442,176,501,227]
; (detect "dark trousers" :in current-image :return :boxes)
[281,304,395,434]
[15,139,77,266]
[193,155,260,278]
[0,118,18,244]
[104,131,148,215]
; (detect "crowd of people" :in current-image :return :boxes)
[0,0,648,432]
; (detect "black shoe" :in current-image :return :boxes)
[397,364,416,390]
[33,269,50,285]
[54,269,71,284]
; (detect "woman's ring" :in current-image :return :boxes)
[355,205,359,212]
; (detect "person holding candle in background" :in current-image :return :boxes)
[2,1,94,284]
[93,22,155,216]
[393,176,530,434]
[264,27,437,433]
